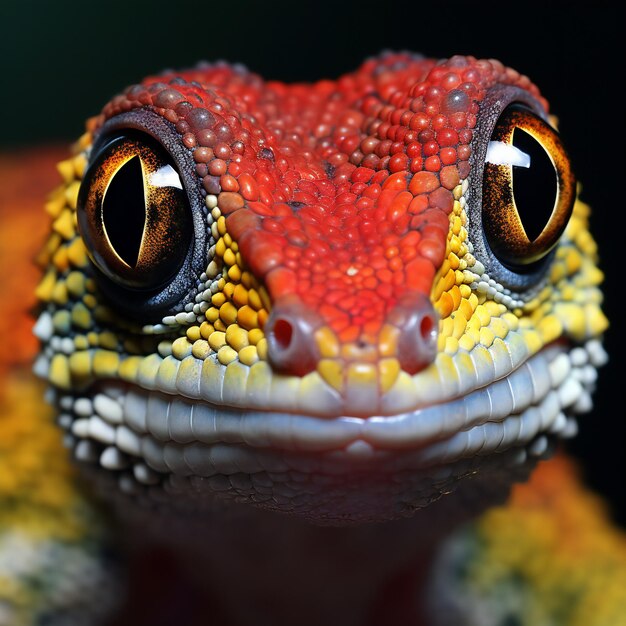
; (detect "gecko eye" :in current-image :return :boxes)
[77,132,193,291]
[481,104,575,269]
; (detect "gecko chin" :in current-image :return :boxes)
[49,339,605,524]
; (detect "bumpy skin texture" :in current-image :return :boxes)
[3,52,621,623]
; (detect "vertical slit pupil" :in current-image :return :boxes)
[102,155,146,267]
[511,128,557,242]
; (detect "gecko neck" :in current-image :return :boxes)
[109,461,530,626]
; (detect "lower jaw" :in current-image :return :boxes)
[82,433,548,525]
[52,339,601,523]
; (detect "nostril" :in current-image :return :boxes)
[265,296,321,377]
[388,292,439,376]
[272,318,294,351]
[420,314,436,343]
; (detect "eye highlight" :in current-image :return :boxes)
[482,104,575,269]
[77,132,192,291]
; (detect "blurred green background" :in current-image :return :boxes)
[1,0,623,522]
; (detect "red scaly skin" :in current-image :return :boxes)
[94,53,545,384]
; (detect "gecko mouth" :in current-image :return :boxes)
[54,339,603,494]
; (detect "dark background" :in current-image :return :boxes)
[1,1,623,524]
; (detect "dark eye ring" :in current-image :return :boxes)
[76,110,207,319]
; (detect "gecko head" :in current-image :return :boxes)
[34,54,607,524]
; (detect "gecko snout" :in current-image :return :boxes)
[265,292,438,380]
